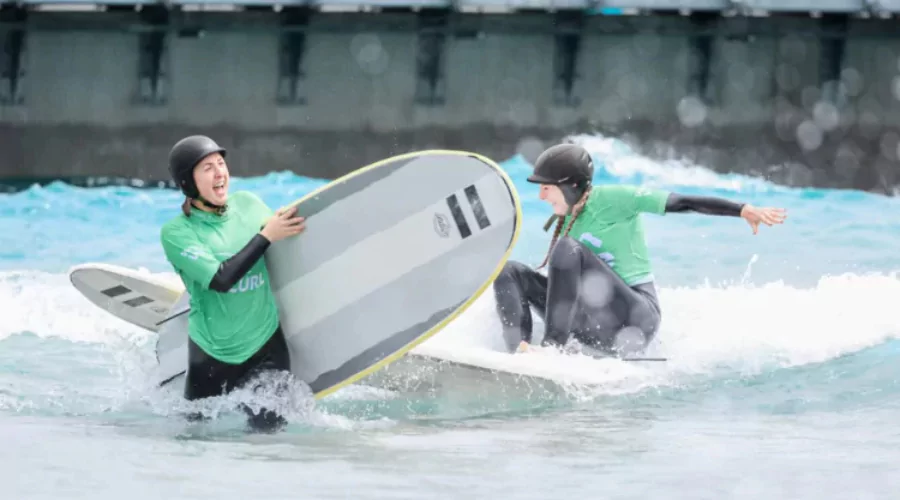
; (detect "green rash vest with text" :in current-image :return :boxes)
[560,185,670,286]
[160,191,280,365]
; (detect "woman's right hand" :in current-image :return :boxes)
[260,206,306,242]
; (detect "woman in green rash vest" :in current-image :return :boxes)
[492,143,787,358]
[159,135,306,432]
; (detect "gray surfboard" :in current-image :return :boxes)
[154,149,522,399]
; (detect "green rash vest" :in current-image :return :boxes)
[560,185,670,286]
[160,190,280,365]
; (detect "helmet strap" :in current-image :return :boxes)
[193,196,228,215]
[180,178,227,216]
[542,214,559,232]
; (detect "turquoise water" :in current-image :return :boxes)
[3,135,900,498]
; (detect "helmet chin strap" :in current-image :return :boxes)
[191,195,228,215]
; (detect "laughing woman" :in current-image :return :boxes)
[159,135,306,432]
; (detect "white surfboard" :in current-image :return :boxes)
[69,262,663,400]
[67,262,556,393]
[69,263,184,332]
[364,343,578,399]
[71,150,525,400]
[365,340,641,398]
[69,262,585,391]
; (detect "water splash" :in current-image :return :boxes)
[3,132,900,426]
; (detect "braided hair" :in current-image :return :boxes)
[536,185,593,270]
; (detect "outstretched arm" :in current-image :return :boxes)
[664,193,744,216]
[664,193,787,234]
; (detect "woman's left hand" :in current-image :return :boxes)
[740,204,787,234]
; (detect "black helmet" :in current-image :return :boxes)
[527,143,594,208]
[168,135,227,199]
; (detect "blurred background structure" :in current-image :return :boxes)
[1,0,900,192]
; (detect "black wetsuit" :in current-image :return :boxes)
[183,233,292,432]
[493,192,744,357]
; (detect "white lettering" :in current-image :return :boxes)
[579,232,603,248]
[228,272,267,294]
[180,245,210,261]
[579,232,616,267]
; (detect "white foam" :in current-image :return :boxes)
[7,268,897,386]
[0,270,152,344]
[420,271,900,397]
[658,272,900,373]
[7,263,900,409]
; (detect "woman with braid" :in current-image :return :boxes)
[492,143,787,357]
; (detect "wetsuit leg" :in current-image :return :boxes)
[542,236,662,357]
[184,341,244,401]
[234,327,292,432]
[183,325,292,432]
[492,260,549,352]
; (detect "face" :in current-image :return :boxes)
[538,184,569,215]
[192,152,229,206]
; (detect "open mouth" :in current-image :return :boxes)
[213,181,226,197]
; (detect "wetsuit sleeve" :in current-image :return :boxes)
[206,235,271,293]
[161,224,271,293]
[664,193,745,217]
[206,193,276,292]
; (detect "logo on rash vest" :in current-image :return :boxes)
[180,246,210,261]
[578,232,616,267]
[229,272,266,294]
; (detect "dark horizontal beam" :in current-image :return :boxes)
[2,0,898,15]
[0,11,894,39]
